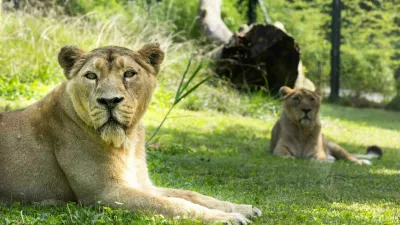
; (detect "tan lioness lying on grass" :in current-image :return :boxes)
[270,86,382,165]
[0,44,261,224]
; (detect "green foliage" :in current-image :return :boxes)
[256,0,398,97]
[339,0,399,96]
[65,0,124,15]
[340,46,394,96]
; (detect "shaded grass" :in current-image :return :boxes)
[1,103,399,224]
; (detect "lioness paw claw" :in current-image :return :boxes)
[221,213,251,225]
[232,204,262,219]
[251,207,262,217]
[207,210,251,225]
[358,159,372,165]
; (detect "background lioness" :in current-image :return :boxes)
[270,86,381,165]
[0,44,261,224]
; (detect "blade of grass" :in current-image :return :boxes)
[177,62,203,101]
[175,54,193,103]
[177,75,212,101]
[147,104,175,144]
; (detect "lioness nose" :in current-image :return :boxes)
[302,108,311,113]
[97,97,124,108]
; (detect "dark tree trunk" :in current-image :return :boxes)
[247,0,257,24]
[329,0,341,101]
[216,24,301,95]
[13,0,19,9]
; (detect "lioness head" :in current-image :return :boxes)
[58,43,164,147]
[279,86,322,126]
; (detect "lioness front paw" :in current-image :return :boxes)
[251,207,262,217]
[205,209,251,225]
[355,159,372,165]
[232,204,262,218]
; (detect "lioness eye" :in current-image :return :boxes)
[124,70,137,78]
[310,97,315,101]
[85,72,98,80]
[293,97,300,102]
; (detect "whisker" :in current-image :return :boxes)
[90,111,105,118]
[118,109,132,114]
[120,105,133,110]
[118,115,131,120]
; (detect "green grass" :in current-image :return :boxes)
[1,102,399,224]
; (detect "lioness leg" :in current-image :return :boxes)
[272,141,294,158]
[155,187,262,218]
[323,138,370,165]
[311,150,329,162]
[100,185,250,224]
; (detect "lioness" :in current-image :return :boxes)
[0,44,261,224]
[270,86,381,165]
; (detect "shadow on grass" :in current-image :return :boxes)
[320,103,400,131]
[146,121,399,170]
[146,123,270,156]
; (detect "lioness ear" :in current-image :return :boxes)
[138,43,165,74]
[58,45,85,79]
[279,86,294,99]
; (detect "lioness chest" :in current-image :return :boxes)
[0,108,146,203]
[0,108,76,202]
[280,122,325,158]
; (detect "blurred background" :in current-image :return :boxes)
[1,0,399,114]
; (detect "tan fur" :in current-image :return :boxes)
[270,86,368,165]
[0,44,261,224]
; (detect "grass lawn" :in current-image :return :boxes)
[0,102,399,224]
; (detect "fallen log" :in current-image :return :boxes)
[216,24,303,95]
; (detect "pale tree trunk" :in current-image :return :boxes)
[198,0,233,44]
